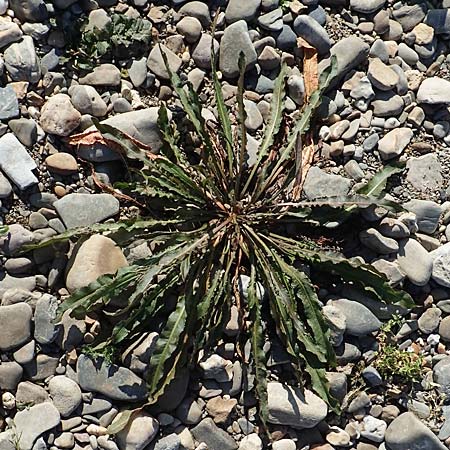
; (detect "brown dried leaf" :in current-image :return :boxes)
[297,37,318,100]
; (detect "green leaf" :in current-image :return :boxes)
[247,264,269,430]
[241,63,288,197]
[147,297,187,402]
[356,163,405,197]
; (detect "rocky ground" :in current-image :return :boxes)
[1,0,450,449]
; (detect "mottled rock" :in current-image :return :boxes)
[0,303,32,351]
[65,234,128,293]
[40,94,81,137]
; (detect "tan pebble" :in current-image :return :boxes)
[46,153,78,174]
[54,185,67,197]
[438,343,447,354]
[66,348,77,365]
[86,424,108,436]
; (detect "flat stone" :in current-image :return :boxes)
[54,193,119,229]
[350,0,385,13]
[13,340,35,364]
[78,108,166,162]
[0,133,38,190]
[303,166,352,200]
[385,412,446,450]
[79,64,121,86]
[293,15,331,55]
[24,354,59,381]
[425,9,450,35]
[406,154,443,192]
[417,77,450,105]
[191,418,238,450]
[225,0,260,23]
[433,356,450,396]
[392,3,427,32]
[372,92,404,117]
[13,403,61,450]
[0,172,12,198]
[154,433,181,450]
[439,316,450,342]
[77,354,147,402]
[45,153,78,175]
[430,243,450,288]
[378,128,413,160]
[178,2,211,27]
[359,228,399,254]
[40,93,81,137]
[330,298,382,335]
[219,20,257,78]
[326,36,370,81]
[48,376,82,418]
[396,238,432,286]
[147,44,182,80]
[404,199,442,234]
[418,307,441,334]
[34,294,59,345]
[65,234,128,293]
[258,8,284,32]
[4,36,40,83]
[0,302,32,351]
[267,382,328,429]
[128,57,148,88]
[367,58,399,91]
[192,34,219,70]
[0,86,19,120]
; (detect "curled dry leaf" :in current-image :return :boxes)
[66,129,157,161]
[292,38,319,199]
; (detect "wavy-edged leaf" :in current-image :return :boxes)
[247,264,269,430]
[147,296,187,402]
[158,103,185,164]
[211,30,233,175]
[357,162,405,197]
[253,56,338,201]
[20,219,181,253]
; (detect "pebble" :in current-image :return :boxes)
[191,418,237,450]
[385,412,446,450]
[54,193,119,229]
[360,228,399,254]
[4,36,40,83]
[0,302,32,351]
[13,402,61,450]
[267,382,327,429]
[329,298,381,336]
[377,127,413,160]
[77,355,147,402]
[40,94,81,137]
[219,20,257,78]
[404,199,442,234]
[303,166,352,200]
[69,85,108,117]
[0,86,19,120]
[418,307,442,334]
[225,0,261,23]
[48,376,82,418]
[0,133,38,190]
[396,238,432,286]
[147,44,182,80]
[293,15,330,55]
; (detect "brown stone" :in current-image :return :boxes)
[65,234,128,293]
[46,153,78,175]
[206,396,237,424]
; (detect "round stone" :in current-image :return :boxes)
[48,376,82,418]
